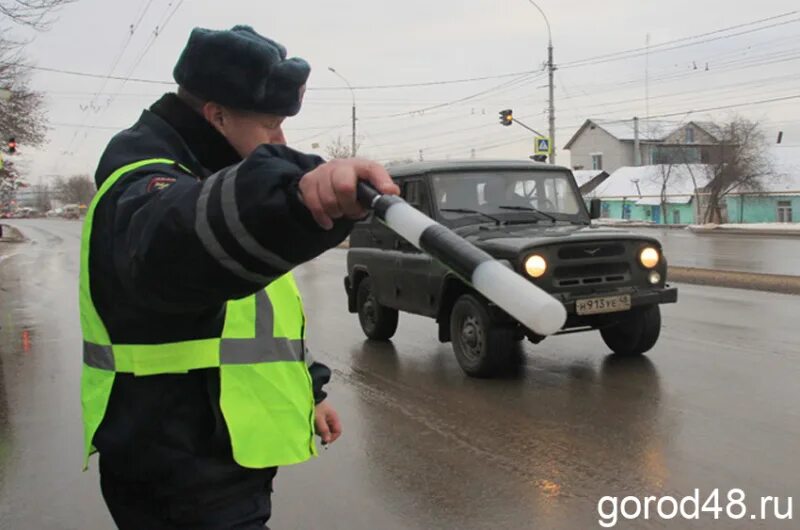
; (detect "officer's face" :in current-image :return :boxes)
[204,103,287,157]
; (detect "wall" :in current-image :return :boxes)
[662,124,717,145]
[601,200,696,224]
[568,126,633,173]
[725,194,800,223]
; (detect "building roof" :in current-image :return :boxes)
[572,169,607,187]
[563,119,720,149]
[587,164,712,199]
[635,195,692,206]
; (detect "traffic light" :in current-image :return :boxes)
[7,138,16,154]
[499,109,513,126]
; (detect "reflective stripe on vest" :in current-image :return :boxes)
[80,158,316,470]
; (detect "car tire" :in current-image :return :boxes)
[600,305,661,356]
[356,277,399,340]
[449,293,517,378]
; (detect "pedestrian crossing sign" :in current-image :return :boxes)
[534,136,551,155]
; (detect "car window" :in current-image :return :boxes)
[433,170,581,219]
[402,180,430,215]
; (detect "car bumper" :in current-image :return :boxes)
[556,286,678,314]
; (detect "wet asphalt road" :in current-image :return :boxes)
[0,219,798,530]
[624,227,800,276]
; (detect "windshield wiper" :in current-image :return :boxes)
[439,208,504,226]
[497,205,557,222]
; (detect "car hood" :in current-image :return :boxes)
[453,223,662,256]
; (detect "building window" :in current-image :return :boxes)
[673,210,681,224]
[652,145,700,164]
[601,203,610,218]
[622,203,631,220]
[685,127,695,144]
[777,201,792,223]
[591,154,603,170]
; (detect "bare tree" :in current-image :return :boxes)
[0,55,48,147]
[699,118,773,223]
[325,136,360,159]
[1,0,76,30]
[54,174,95,205]
[0,0,75,148]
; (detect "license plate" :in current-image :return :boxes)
[576,294,631,315]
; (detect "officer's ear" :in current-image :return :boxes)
[202,102,227,135]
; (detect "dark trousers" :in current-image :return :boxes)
[100,468,278,530]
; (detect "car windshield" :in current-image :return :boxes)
[431,170,583,223]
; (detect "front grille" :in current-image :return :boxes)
[553,262,630,287]
[558,243,625,260]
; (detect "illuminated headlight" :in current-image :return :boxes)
[524,255,547,278]
[639,247,660,269]
[649,271,661,284]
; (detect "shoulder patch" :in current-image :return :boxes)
[146,176,177,193]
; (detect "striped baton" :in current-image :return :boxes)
[356,182,567,336]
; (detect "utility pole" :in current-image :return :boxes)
[528,1,556,164]
[328,67,357,157]
[351,104,357,157]
[634,116,641,166]
[547,40,556,165]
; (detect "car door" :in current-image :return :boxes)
[394,179,438,316]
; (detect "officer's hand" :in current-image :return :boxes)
[299,159,400,230]
[314,401,342,446]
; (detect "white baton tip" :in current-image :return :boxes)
[473,261,567,336]
[384,203,436,246]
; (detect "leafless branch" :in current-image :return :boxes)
[0,0,76,31]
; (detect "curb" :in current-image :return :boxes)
[667,266,800,295]
[687,227,800,237]
[0,223,25,243]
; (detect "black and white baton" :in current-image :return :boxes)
[356,182,567,336]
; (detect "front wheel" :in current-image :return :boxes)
[356,277,398,340]
[449,294,518,378]
[600,305,661,356]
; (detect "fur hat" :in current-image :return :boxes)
[173,25,310,116]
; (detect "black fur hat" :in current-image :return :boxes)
[173,25,310,116]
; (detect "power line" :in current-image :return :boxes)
[360,73,543,120]
[63,0,158,155]
[560,12,800,69]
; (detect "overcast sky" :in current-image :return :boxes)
[7,0,800,181]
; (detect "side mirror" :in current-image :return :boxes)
[589,198,602,219]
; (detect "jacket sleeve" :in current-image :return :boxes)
[106,145,353,312]
[308,361,332,404]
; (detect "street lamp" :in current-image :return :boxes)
[328,67,357,157]
[526,0,556,164]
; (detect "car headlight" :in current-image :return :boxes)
[639,247,660,268]
[525,254,547,278]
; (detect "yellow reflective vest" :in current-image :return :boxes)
[80,159,316,469]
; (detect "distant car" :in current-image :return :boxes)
[344,160,678,377]
[62,205,80,219]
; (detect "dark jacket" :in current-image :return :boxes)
[91,94,350,494]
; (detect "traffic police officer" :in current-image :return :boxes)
[80,25,398,528]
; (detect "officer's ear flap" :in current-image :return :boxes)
[202,102,227,133]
